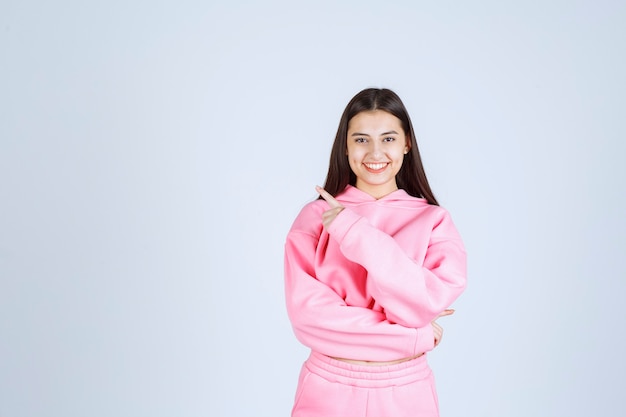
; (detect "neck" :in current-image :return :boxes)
[354,184,398,200]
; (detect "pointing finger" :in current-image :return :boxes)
[315,185,343,209]
[436,309,455,319]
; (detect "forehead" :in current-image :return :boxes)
[347,110,404,133]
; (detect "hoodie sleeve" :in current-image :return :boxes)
[284,210,436,361]
[327,207,467,328]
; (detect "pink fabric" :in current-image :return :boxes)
[292,352,439,417]
[284,185,467,362]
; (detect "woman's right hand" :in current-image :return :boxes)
[316,185,345,229]
[432,309,454,347]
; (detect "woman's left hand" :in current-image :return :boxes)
[316,185,345,228]
[432,309,455,347]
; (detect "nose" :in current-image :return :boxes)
[371,142,383,158]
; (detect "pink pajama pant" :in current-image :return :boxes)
[291,351,439,417]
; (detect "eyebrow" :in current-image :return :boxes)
[350,130,399,136]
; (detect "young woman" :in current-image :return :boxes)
[284,88,467,417]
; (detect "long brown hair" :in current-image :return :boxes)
[322,88,439,205]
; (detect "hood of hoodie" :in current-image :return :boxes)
[335,185,431,209]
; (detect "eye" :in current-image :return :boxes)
[383,136,395,142]
[354,137,367,143]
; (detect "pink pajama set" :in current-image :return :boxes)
[284,186,466,417]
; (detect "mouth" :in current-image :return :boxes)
[363,162,389,173]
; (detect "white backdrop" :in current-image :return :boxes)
[1,1,625,416]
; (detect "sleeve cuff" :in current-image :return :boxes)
[327,208,363,244]
[413,324,435,354]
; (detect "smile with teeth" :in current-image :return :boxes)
[364,162,389,172]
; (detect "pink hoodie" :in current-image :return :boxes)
[284,185,467,362]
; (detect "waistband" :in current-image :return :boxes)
[305,351,432,388]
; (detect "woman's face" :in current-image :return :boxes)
[346,110,409,199]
